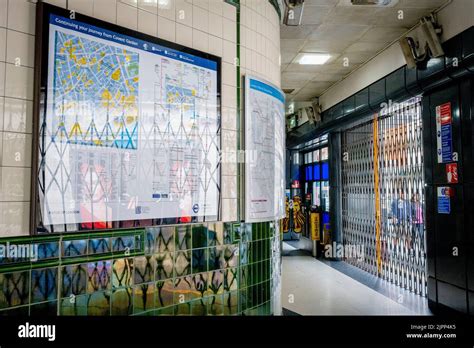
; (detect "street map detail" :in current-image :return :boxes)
[52,31,139,149]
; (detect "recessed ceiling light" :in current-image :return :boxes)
[298,53,331,65]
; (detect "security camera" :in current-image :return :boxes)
[399,36,419,69]
[286,0,305,6]
[283,0,305,26]
[399,16,444,70]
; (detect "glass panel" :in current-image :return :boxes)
[314,164,321,180]
[313,149,320,162]
[304,153,308,164]
[321,181,329,212]
[294,153,300,165]
[312,182,321,206]
[322,162,329,180]
[321,147,328,161]
[305,182,308,195]
[322,212,330,225]
[308,151,313,163]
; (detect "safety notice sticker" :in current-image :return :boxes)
[446,163,458,184]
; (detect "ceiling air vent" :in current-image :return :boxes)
[350,0,398,6]
[283,89,295,94]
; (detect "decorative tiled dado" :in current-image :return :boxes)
[0,221,279,315]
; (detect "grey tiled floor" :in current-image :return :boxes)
[281,244,431,316]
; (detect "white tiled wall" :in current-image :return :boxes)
[0,0,281,235]
[240,0,281,86]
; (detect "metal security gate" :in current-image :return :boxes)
[341,98,427,296]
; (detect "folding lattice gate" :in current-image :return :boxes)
[341,98,427,296]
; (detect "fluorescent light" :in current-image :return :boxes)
[298,53,331,65]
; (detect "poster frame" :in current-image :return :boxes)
[31,2,222,234]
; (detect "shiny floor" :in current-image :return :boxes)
[281,242,431,316]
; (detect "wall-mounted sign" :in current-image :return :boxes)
[437,186,451,214]
[446,163,458,184]
[244,75,285,222]
[436,102,453,163]
[37,4,221,229]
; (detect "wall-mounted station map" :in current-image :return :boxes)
[42,14,220,227]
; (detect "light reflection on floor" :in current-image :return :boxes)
[281,242,431,316]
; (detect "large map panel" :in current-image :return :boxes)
[40,13,220,229]
[245,76,285,223]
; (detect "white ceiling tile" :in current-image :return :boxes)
[281,50,298,64]
[301,6,332,25]
[280,25,314,39]
[302,81,333,91]
[306,24,370,42]
[282,72,314,83]
[337,51,378,65]
[358,26,409,43]
[344,41,386,53]
[317,62,361,75]
[311,72,345,82]
[280,39,306,52]
[284,63,333,73]
[281,80,306,89]
[302,39,352,54]
[324,6,380,26]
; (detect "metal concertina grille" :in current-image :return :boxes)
[341,97,427,296]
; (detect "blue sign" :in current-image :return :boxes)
[441,124,452,162]
[249,78,285,104]
[50,14,217,71]
[437,187,451,214]
[192,204,199,214]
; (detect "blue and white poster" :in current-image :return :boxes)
[42,13,220,226]
[245,76,285,222]
[436,102,453,163]
[437,187,451,214]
